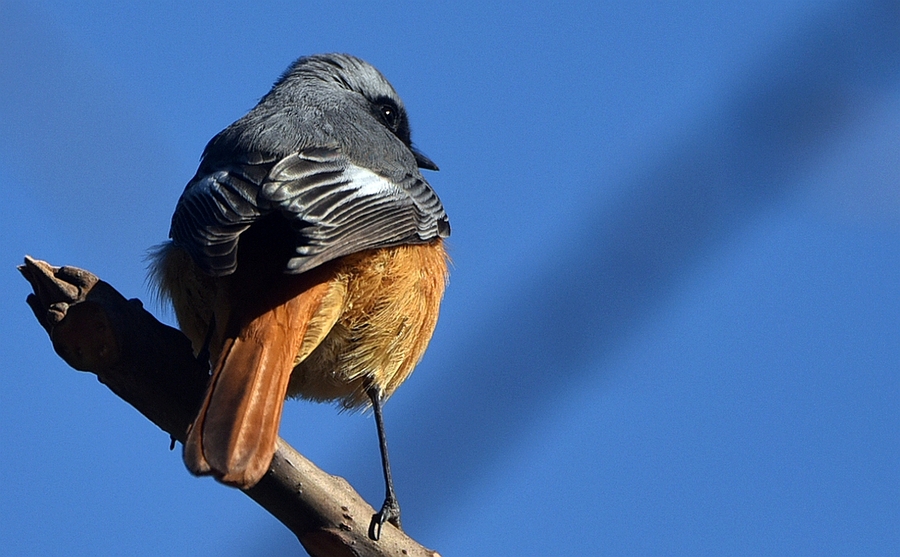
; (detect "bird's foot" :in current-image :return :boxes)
[369,496,401,540]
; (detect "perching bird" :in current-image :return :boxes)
[150,53,449,538]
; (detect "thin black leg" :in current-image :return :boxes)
[367,386,401,540]
[198,314,216,370]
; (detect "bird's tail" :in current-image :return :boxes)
[184,275,343,489]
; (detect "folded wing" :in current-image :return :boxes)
[169,147,450,277]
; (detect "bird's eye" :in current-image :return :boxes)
[378,103,400,131]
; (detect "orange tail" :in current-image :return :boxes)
[183,278,337,489]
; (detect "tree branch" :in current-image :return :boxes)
[18,256,439,557]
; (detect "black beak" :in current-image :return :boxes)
[413,147,439,171]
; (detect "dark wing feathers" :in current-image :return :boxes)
[169,170,260,275]
[170,148,449,277]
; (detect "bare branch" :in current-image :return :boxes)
[19,256,439,557]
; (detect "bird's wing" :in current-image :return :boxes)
[169,147,450,276]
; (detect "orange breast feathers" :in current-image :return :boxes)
[152,238,449,488]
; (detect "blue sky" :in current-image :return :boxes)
[1,1,898,555]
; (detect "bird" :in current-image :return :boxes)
[150,53,450,538]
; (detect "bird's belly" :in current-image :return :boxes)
[286,240,448,409]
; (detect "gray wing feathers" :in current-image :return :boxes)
[169,148,449,277]
[170,169,261,276]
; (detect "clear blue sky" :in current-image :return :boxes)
[2,1,898,555]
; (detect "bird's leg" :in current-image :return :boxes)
[180,316,215,449]
[367,386,401,540]
[197,314,216,370]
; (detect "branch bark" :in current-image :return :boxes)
[18,256,439,557]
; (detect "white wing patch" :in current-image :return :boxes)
[343,164,400,198]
